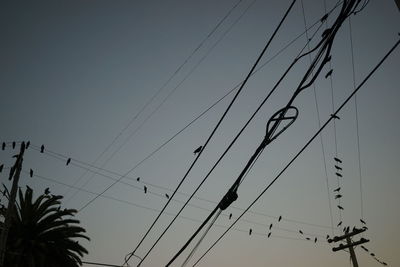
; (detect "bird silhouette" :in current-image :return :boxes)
[26,141,30,149]
[314,237,317,243]
[337,205,344,210]
[337,221,342,227]
[306,237,310,241]
[335,172,342,177]
[333,187,341,192]
[40,145,45,153]
[229,213,232,220]
[345,226,350,233]
[0,164,3,173]
[66,158,71,166]
[144,186,147,194]
[2,142,5,150]
[326,234,330,240]
[269,223,273,230]
[249,229,252,235]
[371,253,375,257]
[278,215,282,222]
[193,146,202,155]
[360,219,366,224]
[44,188,50,195]
[335,194,342,199]
[165,193,169,199]
[136,177,140,182]
[30,169,33,177]
[334,165,342,171]
[299,230,303,234]
[330,114,340,120]
[12,142,16,149]
[267,232,271,238]
[325,69,333,79]
[334,157,342,163]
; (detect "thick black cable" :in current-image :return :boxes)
[132,1,297,266]
[192,36,400,267]
[65,0,247,204]
[186,1,362,264]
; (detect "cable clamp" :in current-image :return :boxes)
[218,188,238,210]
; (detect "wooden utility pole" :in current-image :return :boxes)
[0,142,26,267]
[328,228,369,267]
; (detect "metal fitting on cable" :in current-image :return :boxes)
[218,189,238,210]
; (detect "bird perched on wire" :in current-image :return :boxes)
[249,229,252,236]
[334,157,342,163]
[325,69,333,79]
[267,232,271,238]
[40,145,45,153]
[229,213,232,220]
[335,172,342,177]
[335,194,342,199]
[30,169,33,177]
[2,142,5,150]
[334,165,342,171]
[26,141,30,149]
[0,164,3,173]
[144,186,147,194]
[337,205,344,210]
[306,237,310,241]
[44,187,50,195]
[333,187,341,192]
[66,158,71,166]
[193,146,202,155]
[360,219,366,224]
[314,237,317,243]
[299,230,303,234]
[269,223,273,230]
[337,221,342,227]
[165,193,169,199]
[12,141,16,149]
[136,177,140,182]
[331,114,340,120]
[278,215,282,222]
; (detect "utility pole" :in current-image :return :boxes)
[0,142,26,267]
[328,227,369,267]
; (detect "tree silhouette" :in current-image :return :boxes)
[0,187,89,267]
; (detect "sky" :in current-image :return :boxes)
[0,0,399,266]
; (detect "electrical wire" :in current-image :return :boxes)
[348,16,364,221]
[64,0,249,204]
[191,35,400,267]
[300,0,334,236]
[28,144,336,231]
[134,1,299,265]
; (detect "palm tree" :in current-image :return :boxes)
[1,187,89,267]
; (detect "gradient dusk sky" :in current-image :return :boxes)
[1,0,399,266]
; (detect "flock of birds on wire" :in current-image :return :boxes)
[0,141,390,265]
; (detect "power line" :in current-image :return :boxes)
[300,0,334,236]
[28,144,335,230]
[192,35,400,267]
[20,169,328,246]
[348,16,364,221]
[26,7,333,209]
[134,1,298,265]
[64,0,249,204]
